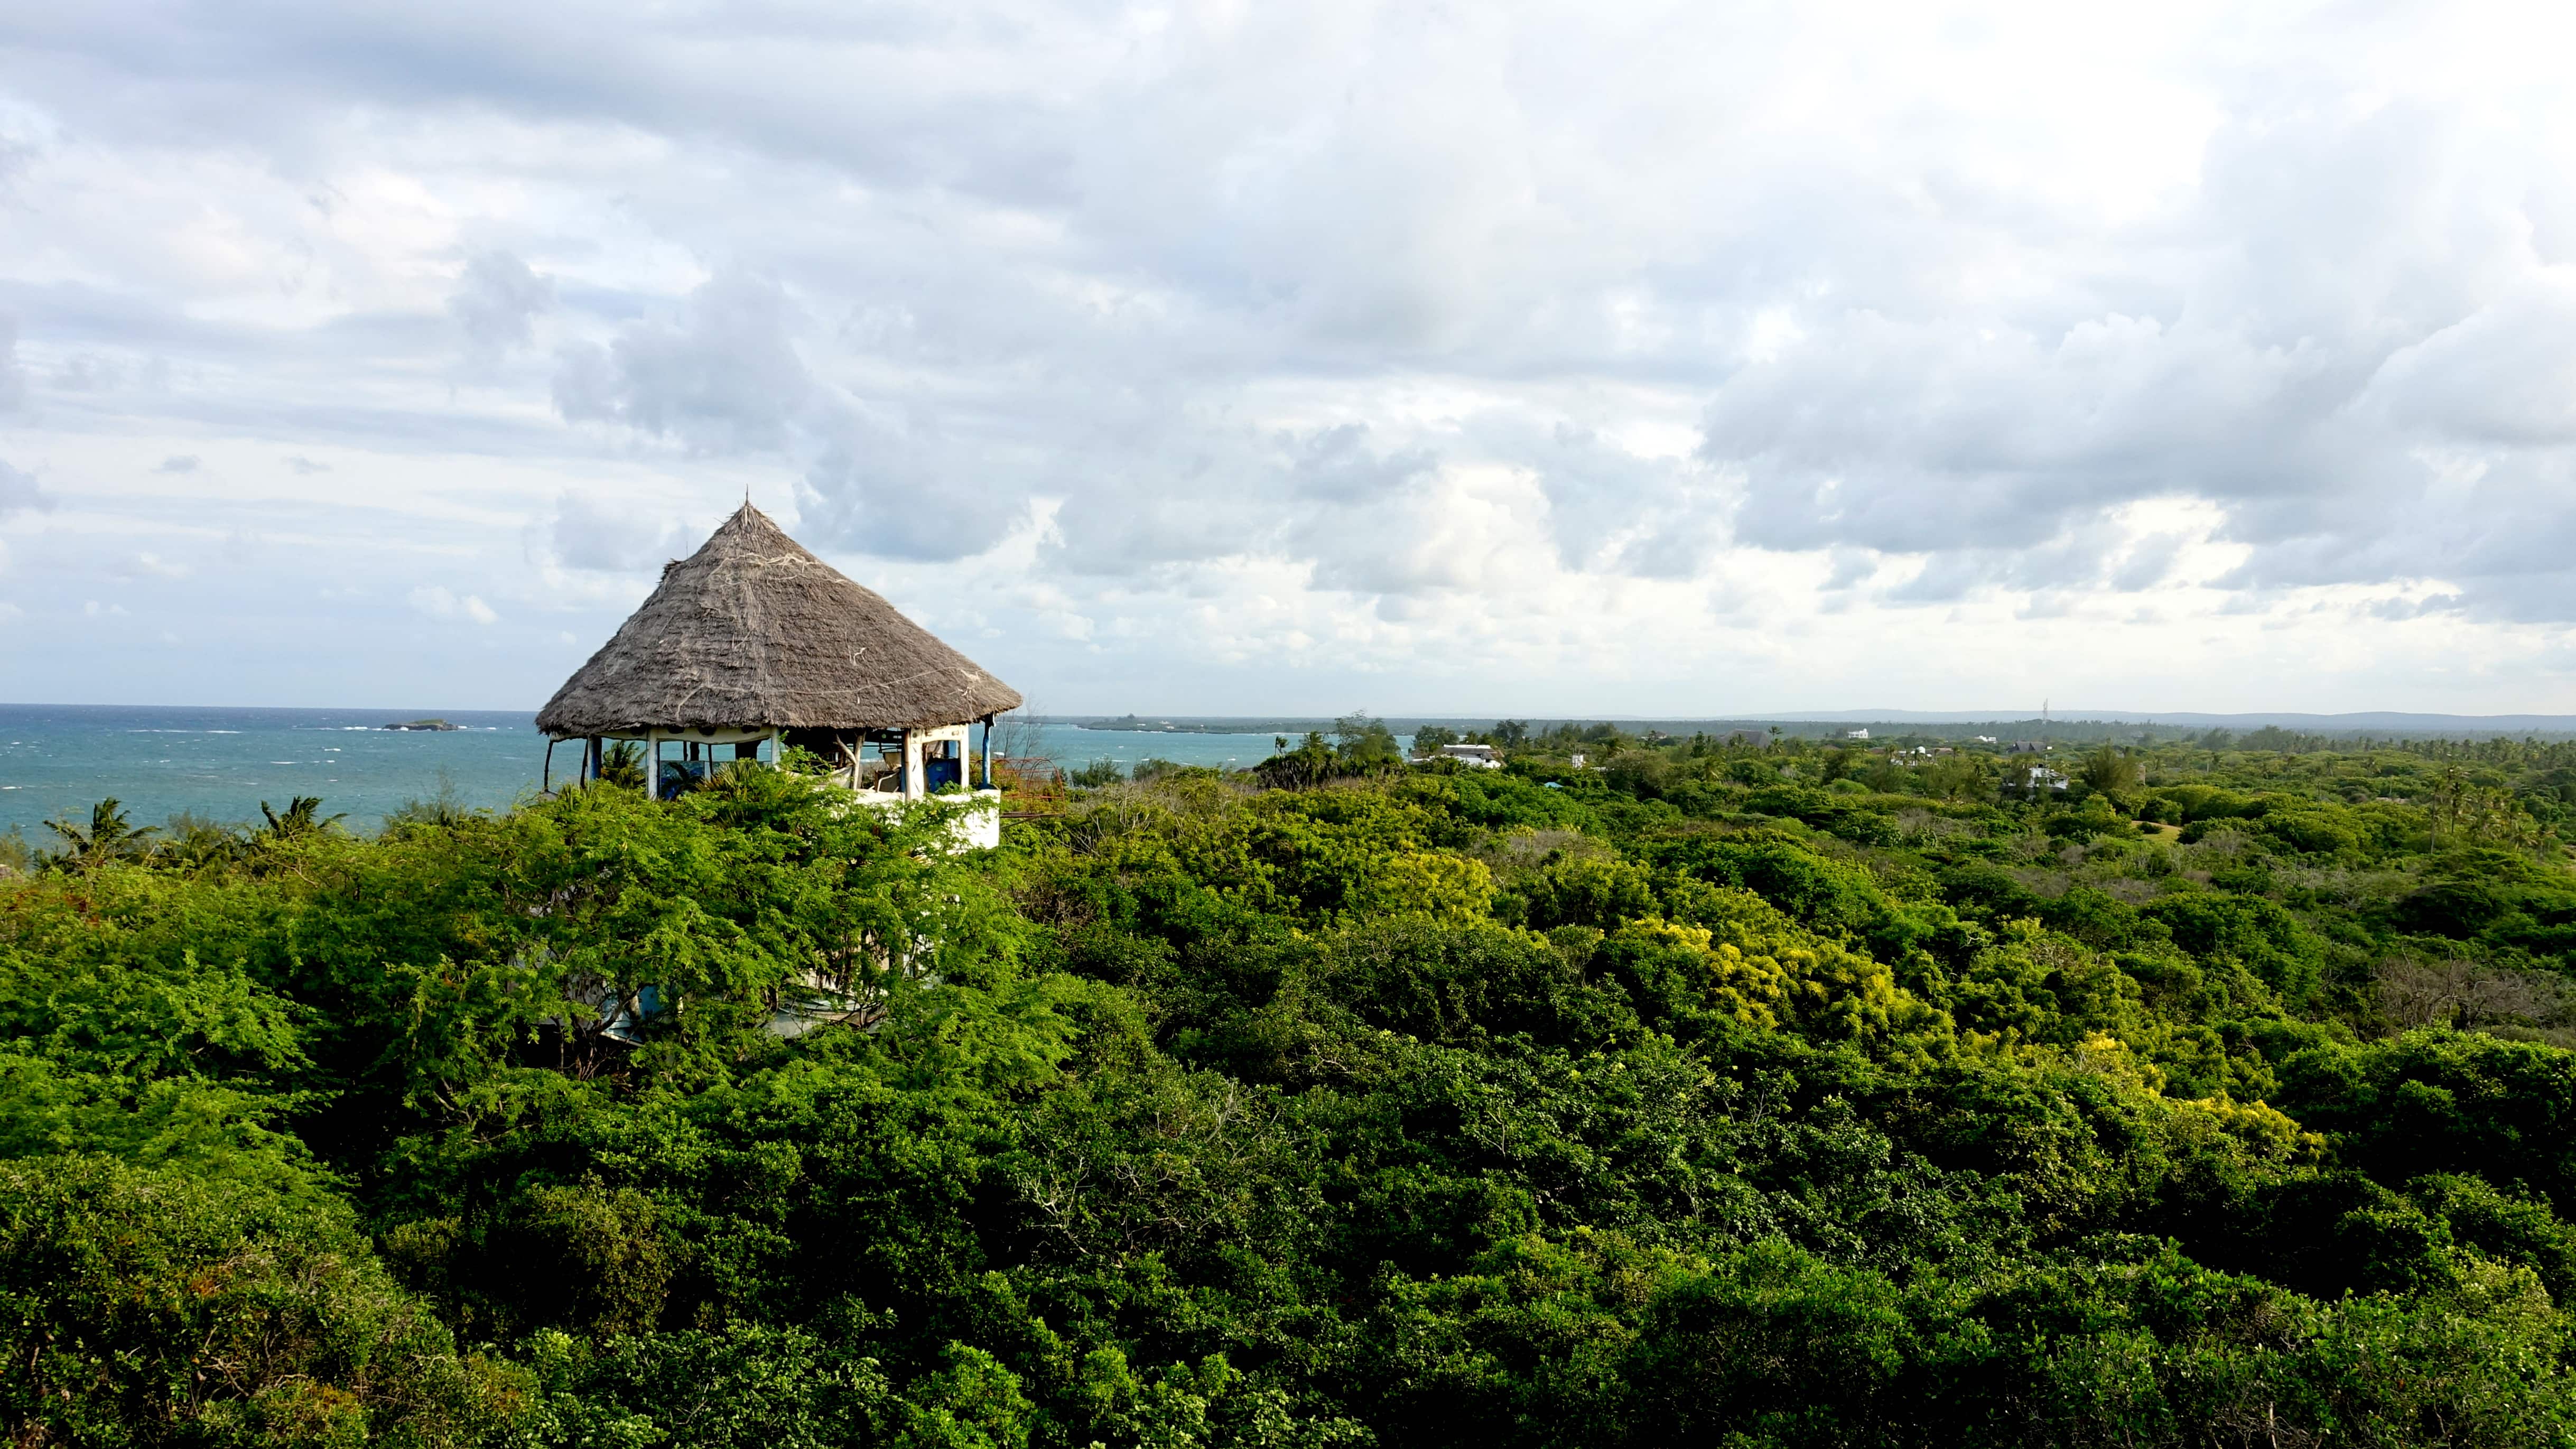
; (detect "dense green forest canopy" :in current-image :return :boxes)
[12,726,2576,1445]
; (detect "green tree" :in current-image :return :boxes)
[1258,731,1342,789]
[2076,743,2143,800]
[42,798,156,870]
[0,1156,524,1447]
[257,795,345,841]
[599,739,648,790]
[1335,711,1404,772]
[18,721,2576,1444]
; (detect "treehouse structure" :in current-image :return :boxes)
[535,503,1021,847]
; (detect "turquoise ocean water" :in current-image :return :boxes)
[0,705,1344,839]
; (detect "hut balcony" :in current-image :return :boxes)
[853,786,1002,851]
[796,722,1003,850]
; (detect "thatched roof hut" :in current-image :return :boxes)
[537,505,1019,815]
[538,503,1020,736]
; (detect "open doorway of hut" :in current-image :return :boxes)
[923,736,963,792]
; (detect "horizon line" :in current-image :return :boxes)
[17,702,2576,729]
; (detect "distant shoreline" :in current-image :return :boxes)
[1047,711,2576,739]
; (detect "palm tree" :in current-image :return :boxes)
[161,812,244,870]
[598,741,648,790]
[2076,744,2142,798]
[258,796,346,840]
[44,798,157,870]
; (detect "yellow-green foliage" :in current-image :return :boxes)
[1610,919,1794,1029]
[1661,883,1929,1039]
[1344,851,1499,923]
[1948,918,2149,1051]
[2169,1093,2324,1166]
[1522,854,1660,931]
[1043,785,1473,925]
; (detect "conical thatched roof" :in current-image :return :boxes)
[536,504,1021,735]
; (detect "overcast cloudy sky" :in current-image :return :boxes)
[4,1,2576,716]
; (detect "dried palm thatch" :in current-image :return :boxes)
[536,504,1021,736]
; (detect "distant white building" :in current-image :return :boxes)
[1845,728,1871,740]
[2018,766,2070,792]
[1437,743,1505,770]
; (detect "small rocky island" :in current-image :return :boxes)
[381,718,462,731]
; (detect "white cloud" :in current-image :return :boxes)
[0,315,22,413]
[553,275,811,453]
[7,1,2576,711]
[543,490,686,572]
[0,461,49,516]
[408,585,499,625]
[2365,275,2576,445]
[449,250,554,356]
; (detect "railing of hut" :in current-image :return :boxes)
[994,756,1067,819]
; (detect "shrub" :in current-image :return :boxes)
[0,1155,524,1447]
